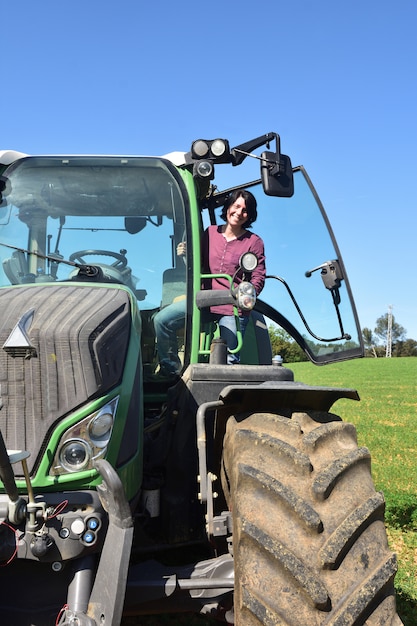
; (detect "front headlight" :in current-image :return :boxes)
[59,439,91,472]
[51,397,118,475]
[89,411,114,447]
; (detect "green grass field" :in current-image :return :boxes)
[126,357,417,625]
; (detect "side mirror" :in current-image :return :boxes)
[261,151,294,197]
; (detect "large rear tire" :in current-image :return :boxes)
[221,410,402,625]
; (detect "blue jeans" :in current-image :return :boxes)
[154,304,249,367]
[153,299,186,370]
[215,314,250,364]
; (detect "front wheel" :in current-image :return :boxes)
[221,410,402,625]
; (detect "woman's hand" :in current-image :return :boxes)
[177,242,186,257]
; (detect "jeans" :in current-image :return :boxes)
[215,314,250,364]
[154,302,250,368]
[153,299,186,371]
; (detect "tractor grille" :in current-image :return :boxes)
[0,285,131,474]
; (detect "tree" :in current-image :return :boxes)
[394,338,417,357]
[374,313,406,346]
[268,325,307,363]
[362,327,378,358]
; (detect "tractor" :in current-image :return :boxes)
[0,133,401,625]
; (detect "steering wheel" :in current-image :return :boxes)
[69,249,128,269]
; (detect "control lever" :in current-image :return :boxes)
[0,394,26,524]
[0,387,44,527]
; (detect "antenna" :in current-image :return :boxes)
[386,305,393,358]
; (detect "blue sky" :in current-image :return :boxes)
[3,0,417,341]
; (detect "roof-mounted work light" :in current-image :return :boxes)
[191,139,231,163]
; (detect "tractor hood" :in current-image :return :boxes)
[0,284,132,475]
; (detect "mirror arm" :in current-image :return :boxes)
[231,132,279,166]
[331,287,341,306]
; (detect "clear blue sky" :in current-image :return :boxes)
[3,0,417,340]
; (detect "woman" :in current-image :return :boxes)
[202,189,266,363]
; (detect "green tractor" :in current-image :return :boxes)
[0,134,401,625]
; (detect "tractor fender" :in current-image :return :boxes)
[217,381,359,415]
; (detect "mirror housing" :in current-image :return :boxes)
[261,151,294,197]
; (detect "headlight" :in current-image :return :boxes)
[191,140,210,158]
[59,439,91,472]
[191,138,231,162]
[237,281,256,311]
[51,397,118,475]
[210,139,227,157]
[240,251,258,272]
[194,160,214,179]
[89,411,114,447]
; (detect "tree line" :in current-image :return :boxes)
[362,313,417,357]
[268,312,417,363]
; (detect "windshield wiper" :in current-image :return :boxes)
[0,241,102,278]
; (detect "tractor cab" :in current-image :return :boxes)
[0,134,363,379]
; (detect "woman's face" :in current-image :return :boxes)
[226,196,248,228]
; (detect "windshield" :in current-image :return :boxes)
[0,156,187,311]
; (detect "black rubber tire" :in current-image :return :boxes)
[221,411,402,626]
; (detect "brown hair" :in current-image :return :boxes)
[220,189,257,228]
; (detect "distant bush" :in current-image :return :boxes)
[268,325,307,362]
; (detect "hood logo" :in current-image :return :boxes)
[3,308,37,359]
